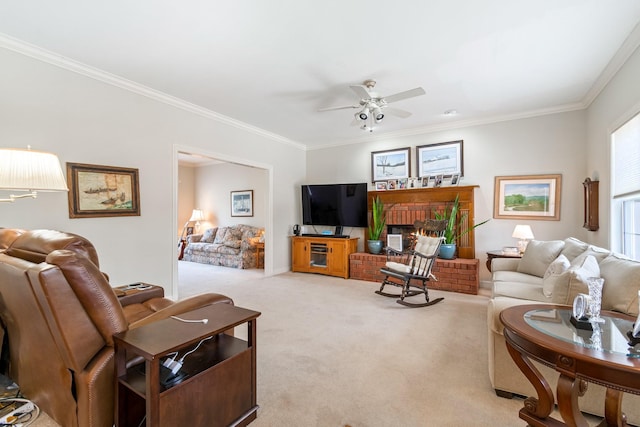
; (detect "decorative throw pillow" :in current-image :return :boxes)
[560,237,589,262]
[551,255,600,305]
[222,227,242,248]
[201,228,217,243]
[517,240,565,278]
[599,254,640,316]
[213,227,228,244]
[542,254,570,297]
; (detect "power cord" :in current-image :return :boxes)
[0,397,39,426]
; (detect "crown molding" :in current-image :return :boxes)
[308,102,586,151]
[0,33,306,151]
[583,20,640,107]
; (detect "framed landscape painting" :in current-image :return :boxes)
[371,147,411,182]
[494,174,562,220]
[416,140,463,178]
[67,162,140,218]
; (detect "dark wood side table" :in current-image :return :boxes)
[486,250,522,271]
[500,304,639,427]
[114,303,261,427]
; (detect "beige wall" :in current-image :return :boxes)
[0,46,305,297]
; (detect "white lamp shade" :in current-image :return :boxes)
[0,148,68,191]
[512,225,534,240]
[189,209,205,222]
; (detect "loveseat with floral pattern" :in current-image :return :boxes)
[182,224,264,269]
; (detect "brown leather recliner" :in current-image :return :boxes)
[0,229,233,427]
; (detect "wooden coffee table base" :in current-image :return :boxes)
[501,305,638,427]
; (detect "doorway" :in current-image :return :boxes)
[172,145,273,299]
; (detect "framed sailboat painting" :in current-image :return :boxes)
[67,162,140,218]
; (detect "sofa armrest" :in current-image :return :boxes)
[491,257,521,272]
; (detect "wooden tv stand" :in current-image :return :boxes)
[291,235,358,279]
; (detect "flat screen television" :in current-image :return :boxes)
[301,183,368,230]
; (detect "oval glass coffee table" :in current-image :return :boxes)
[500,304,640,427]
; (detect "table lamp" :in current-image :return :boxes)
[512,225,534,254]
[189,209,206,232]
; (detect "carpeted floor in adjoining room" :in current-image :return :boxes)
[178,261,526,426]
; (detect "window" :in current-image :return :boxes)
[612,112,640,260]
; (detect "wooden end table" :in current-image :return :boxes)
[115,303,261,427]
[500,304,640,427]
[486,249,522,271]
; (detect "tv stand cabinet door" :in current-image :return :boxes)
[291,237,310,273]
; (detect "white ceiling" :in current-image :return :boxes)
[1,1,640,150]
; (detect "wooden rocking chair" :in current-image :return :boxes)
[375,219,448,307]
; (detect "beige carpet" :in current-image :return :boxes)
[178,262,525,426]
[30,261,594,426]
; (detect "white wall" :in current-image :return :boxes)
[586,45,640,250]
[177,165,196,236]
[194,162,268,229]
[0,46,304,296]
[307,110,588,284]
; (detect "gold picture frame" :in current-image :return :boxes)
[494,174,562,220]
[67,162,140,218]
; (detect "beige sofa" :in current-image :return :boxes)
[487,237,640,424]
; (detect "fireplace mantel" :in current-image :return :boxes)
[368,185,479,259]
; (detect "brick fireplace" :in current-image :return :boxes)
[351,185,481,295]
[368,185,478,259]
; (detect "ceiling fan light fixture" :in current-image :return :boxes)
[357,106,370,121]
[371,105,384,122]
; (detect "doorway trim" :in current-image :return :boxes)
[172,144,274,299]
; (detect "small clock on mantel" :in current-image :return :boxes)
[583,178,599,231]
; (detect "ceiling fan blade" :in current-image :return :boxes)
[349,85,371,100]
[384,107,412,118]
[383,87,426,104]
[318,104,359,112]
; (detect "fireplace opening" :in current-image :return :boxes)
[386,224,416,252]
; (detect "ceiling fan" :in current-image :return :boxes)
[319,79,426,131]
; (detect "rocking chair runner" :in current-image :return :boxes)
[375,219,448,307]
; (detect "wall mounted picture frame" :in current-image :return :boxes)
[371,147,411,182]
[494,174,562,220]
[66,162,140,218]
[231,190,254,217]
[416,140,464,178]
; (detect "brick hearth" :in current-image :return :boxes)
[349,252,479,295]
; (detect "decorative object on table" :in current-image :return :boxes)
[293,224,300,236]
[231,190,253,217]
[387,179,397,190]
[421,176,430,187]
[450,173,460,186]
[571,293,593,330]
[626,290,640,347]
[502,246,520,255]
[66,162,140,218]
[433,193,490,259]
[370,147,410,182]
[433,174,444,187]
[367,195,386,254]
[587,277,605,323]
[0,147,68,203]
[512,224,534,254]
[493,174,562,220]
[416,140,463,179]
[398,178,408,189]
